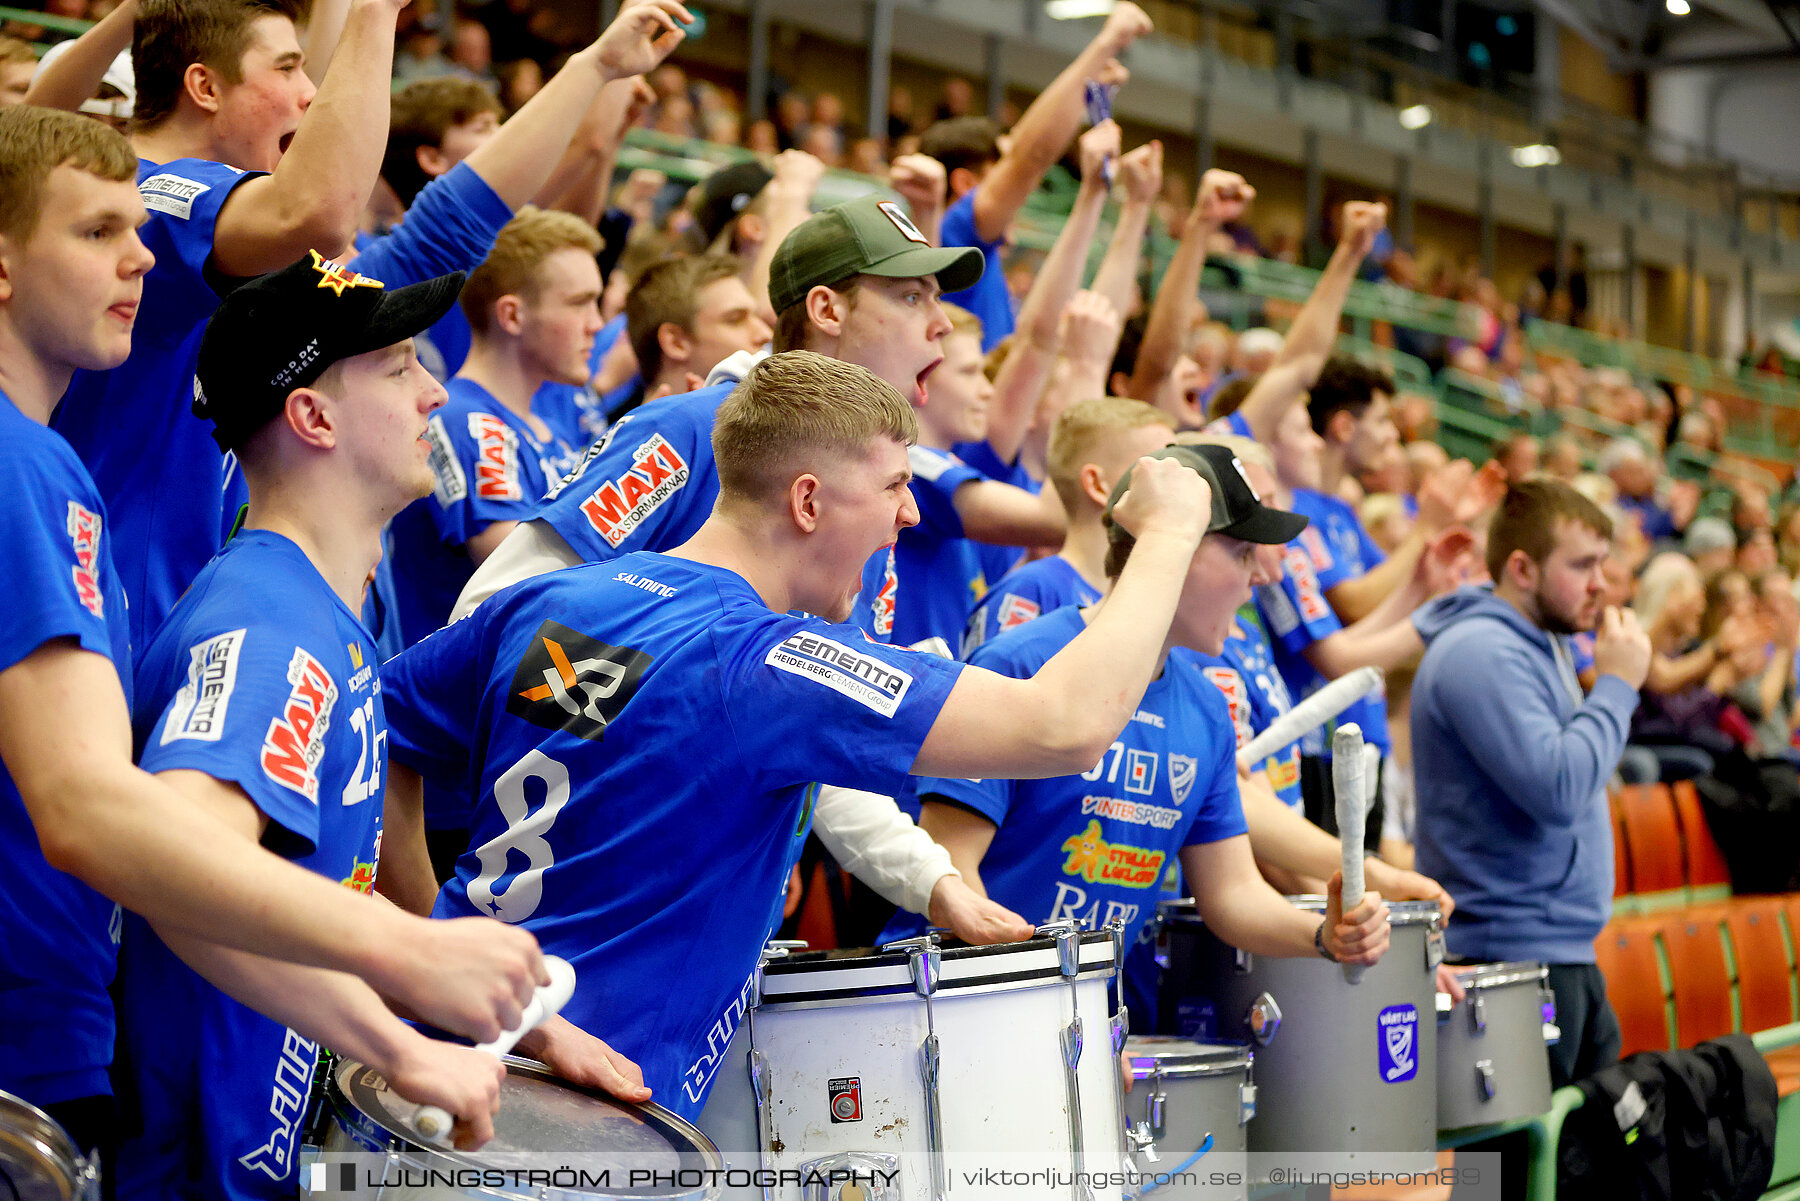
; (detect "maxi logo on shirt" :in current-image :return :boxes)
[66,500,104,617]
[1059,820,1165,888]
[578,434,690,547]
[506,620,653,742]
[259,649,339,804]
[468,413,522,501]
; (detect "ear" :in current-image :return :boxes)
[948,165,980,199]
[735,213,767,248]
[184,61,223,116]
[1327,408,1357,446]
[1079,462,1111,508]
[1108,371,1132,398]
[493,294,525,337]
[0,235,15,304]
[656,321,691,366]
[416,144,452,180]
[789,472,823,533]
[1504,547,1538,592]
[804,285,848,340]
[283,386,337,451]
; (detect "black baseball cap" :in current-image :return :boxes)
[194,251,464,451]
[693,159,774,246]
[1104,444,1308,547]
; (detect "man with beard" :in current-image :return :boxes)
[1411,480,1650,1085]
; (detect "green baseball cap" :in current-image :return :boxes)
[768,194,985,315]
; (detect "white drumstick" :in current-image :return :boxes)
[1238,667,1383,771]
[1332,726,1368,986]
[411,956,578,1144]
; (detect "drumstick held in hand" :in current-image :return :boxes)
[411,956,579,1143]
[1332,726,1368,986]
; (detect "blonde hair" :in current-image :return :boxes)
[1176,429,1273,472]
[460,206,603,335]
[0,106,139,244]
[713,350,918,505]
[1046,397,1176,513]
[942,301,983,344]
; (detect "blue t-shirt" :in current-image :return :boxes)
[1254,538,1391,756]
[884,606,1243,953]
[953,439,1034,586]
[380,553,963,1118]
[1200,410,1254,440]
[1288,487,1387,589]
[54,158,263,656]
[381,378,583,651]
[891,445,991,653]
[938,188,1011,351]
[1184,609,1303,810]
[0,394,131,1109]
[962,553,1100,659]
[117,530,383,1200]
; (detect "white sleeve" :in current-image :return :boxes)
[811,784,959,917]
[450,518,583,623]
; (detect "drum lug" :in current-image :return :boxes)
[1059,1016,1096,1201]
[1233,947,1253,975]
[1540,985,1560,1045]
[919,1033,950,1201]
[1425,927,1446,971]
[749,1048,780,1201]
[1238,1080,1257,1126]
[1475,1059,1496,1101]
[1245,991,1282,1047]
[798,1152,901,1201]
[1469,993,1487,1035]
[1129,1119,1160,1162]
[1147,1082,1167,1138]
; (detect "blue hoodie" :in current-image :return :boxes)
[1410,584,1639,963]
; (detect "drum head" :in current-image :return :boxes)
[333,1057,720,1195]
[0,1090,90,1201]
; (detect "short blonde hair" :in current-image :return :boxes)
[942,301,983,344]
[714,350,918,505]
[461,206,603,335]
[1046,397,1176,513]
[0,106,139,244]
[1176,429,1273,472]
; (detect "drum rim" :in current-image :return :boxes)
[1157,895,1444,927]
[758,930,1117,1004]
[0,1088,87,1188]
[1123,1035,1254,1075]
[1449,961,1549,991]
[331,1055,723,1189]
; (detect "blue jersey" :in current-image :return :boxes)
[1254,538,1391,755]
[0,393,131,1109]
[953,439,1033,586]
[938,189,1011,351]
[1288,487,1386,591]
[381,379,583,651]
[885,606,1244,952]
[1200,410,1253,440]
[962,553,1100,658]
[381,553,963,1117]
[116,531,383,1200]
[892,445,991,653]
[1184,610,1302,810]
[54,158,262,655]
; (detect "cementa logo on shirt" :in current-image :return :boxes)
[506,619,653,741]
[1059,820,1165,889]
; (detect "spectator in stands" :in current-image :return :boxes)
[1541,434,1583,483]
[0,34,35,105]
[625,254,772,407]
[496,58,543,113]
[449,18,497,85]
[887,83,917,141]
[935,75,975,121]
[773,90,808,149]
[1600,437,1675,542]
[1491,432,1539,482]
[745,117,779,155]
[1686,518,1737,576]
[1413,481,1649,1086]
[383,78,505,209]
[921,1,1151,351]
[393,16,459,88]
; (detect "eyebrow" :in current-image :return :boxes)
[273,50,303,68]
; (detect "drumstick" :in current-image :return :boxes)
[1237,667,1383,771]
[1332,726,1368,986]
[410,956,579,1144]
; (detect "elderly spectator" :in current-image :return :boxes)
[1686,519,1737,576]
[1601,437,1674,541]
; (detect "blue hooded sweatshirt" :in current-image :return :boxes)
[1410,584,1639,963]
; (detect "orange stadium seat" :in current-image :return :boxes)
[1611,788,1632,902]
[1658,915,1734,1048]
[1672,779,1732,902]
[1616,784,1686,908]
[1725,899,1795,1033]
[1595,920,1671,1056]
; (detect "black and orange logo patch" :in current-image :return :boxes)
[505,620,652,741]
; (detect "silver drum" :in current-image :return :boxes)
[1435,961,1556,1130]
[1153,896,1443,1172]
[0,1089,99,1201]
[1122,1037,1253,1201]
[308,1055,722,1200]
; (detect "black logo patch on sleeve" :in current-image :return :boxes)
[505,619,653,741]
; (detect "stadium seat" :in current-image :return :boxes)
[1610,789,1633,908]
[1616,784,1687,909]
[1724,899,1796,1033]
[1671,779,1732,902]
[1658,915,1734,1048]
[1595,920,1671,1056]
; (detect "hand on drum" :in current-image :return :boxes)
[388,1036,507,1150]
[1322,869,1389,966]
[1362,859,1455,922]
[514,1014,653,1104]
[381,916,549,1045]
[1435,964,1467,1003]
[926,874,1036,945]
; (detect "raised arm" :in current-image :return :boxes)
[0,641,545,1044]
[969,2,1152,242]
[1230,201,1387,444]
[1020,293,1122,480]
[1126,169,1251,412]
[22,0,135,110]
[916,457,1207,778]
[984,121,1117,463]
[1089,139,1160,320]
[1326,459,1502,623]
[534,76,656,225]
[301,0,351,83]
[745,149,825,323]
[889,154,949,248]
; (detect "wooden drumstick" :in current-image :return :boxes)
[1331,726,1368,985]
[411,956,578,1144]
